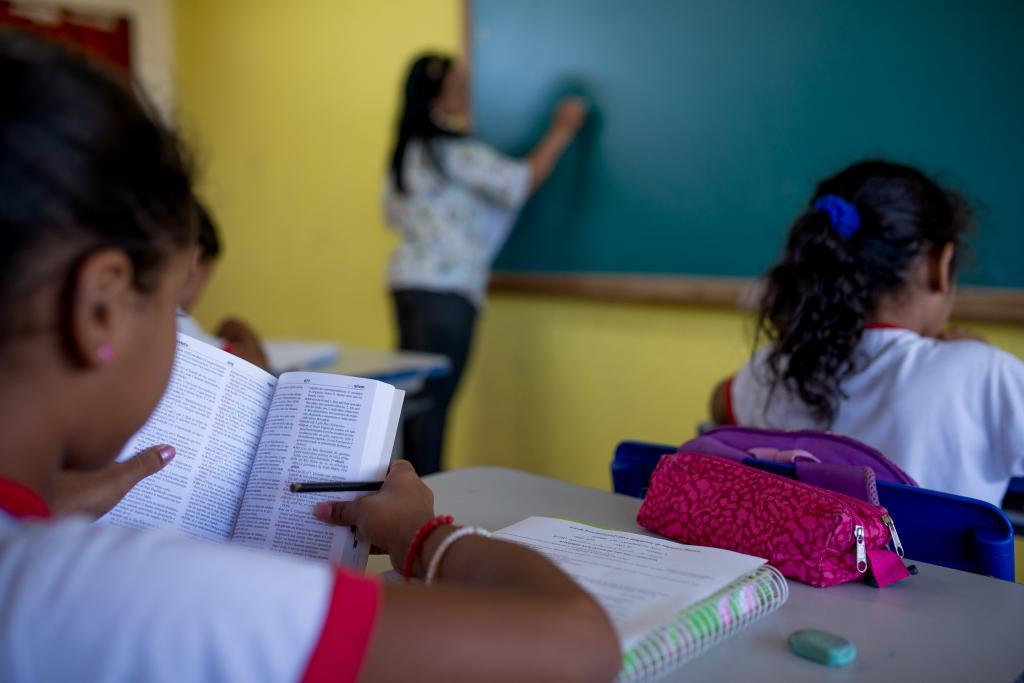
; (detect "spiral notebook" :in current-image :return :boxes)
[496,517,789,683]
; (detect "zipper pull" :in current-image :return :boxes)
[854,525,867,573]
[882,514,905,557]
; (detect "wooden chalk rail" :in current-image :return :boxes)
[489,272,1024,324]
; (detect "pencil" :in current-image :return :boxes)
[289,481,384,493]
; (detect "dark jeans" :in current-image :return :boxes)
[393,290,478,476]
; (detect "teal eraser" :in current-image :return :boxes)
[788,629,857,667]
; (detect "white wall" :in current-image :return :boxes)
[14,0,174,116]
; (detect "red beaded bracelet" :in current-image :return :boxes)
[403,515,454,581]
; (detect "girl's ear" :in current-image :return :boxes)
[929,243,956,295]
[66,249,135,368]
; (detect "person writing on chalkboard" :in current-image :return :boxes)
[710,160,1024,507]
[385,54,587,475]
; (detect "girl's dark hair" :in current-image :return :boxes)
[388,53,463,194]
[0,29,195,338]
[757,160,973,424]
[194,200,221,263]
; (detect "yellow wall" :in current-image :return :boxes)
[447,296,1024,489]
[446,297,750,488]
[174,0,1024,498]
[175,0,460,348]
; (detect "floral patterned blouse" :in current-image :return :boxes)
[385,138,531,307]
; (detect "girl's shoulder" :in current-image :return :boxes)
[896,332,1015,369]
[865,330,1023,389]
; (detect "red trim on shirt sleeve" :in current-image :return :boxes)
[0,477,51,519]
[300,568,381,683]
[723,375,738,426]
[864,322,905,330]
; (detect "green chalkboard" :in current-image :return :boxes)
[473,0,1024,288]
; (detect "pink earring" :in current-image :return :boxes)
[96,343,116,362]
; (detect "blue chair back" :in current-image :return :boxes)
[1003,477,1024,534]
[1007,477,1024,496]
[611,441,674,498]
[612,440,1016,582]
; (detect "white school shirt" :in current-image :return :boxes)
[729,328,1024,507]
[0,480,379,683]
[385,138,532,307]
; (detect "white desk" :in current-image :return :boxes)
[407,467,1024,682]
[264,339,449,393]
[327,346,449,393]
[264,340,449,393]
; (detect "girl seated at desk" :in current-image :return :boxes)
[0,31,619,683]
[711,160,1024,507]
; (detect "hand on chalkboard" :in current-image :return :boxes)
[554,96,588,134]
[528,97,589,191]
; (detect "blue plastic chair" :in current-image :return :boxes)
[1007,477,1024,497]
[1002,477,1024,536]
[612,440,1017,581]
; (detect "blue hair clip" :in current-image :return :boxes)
[813,194,860,240]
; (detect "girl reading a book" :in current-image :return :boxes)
[385,54,587,476]
[0,30,619,682]
[710,160,1024,506]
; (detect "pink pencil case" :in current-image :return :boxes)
[636,451,910,588]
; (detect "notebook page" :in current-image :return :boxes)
[496,517,766,650]
[230,372,400,567]
[100,334,276,542]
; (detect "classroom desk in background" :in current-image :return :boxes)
[325,346,450,394]
[373,467,1024,682]
[265,340,450,394]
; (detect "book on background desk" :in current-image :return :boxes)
[99,334,403,568]
[496,517,789,683]
[264,339,341,374]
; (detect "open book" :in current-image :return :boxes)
[496,517,788,683]
[99,334,404,568]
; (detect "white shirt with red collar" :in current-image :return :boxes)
[0,478,379,682]
[728,326,1024,507]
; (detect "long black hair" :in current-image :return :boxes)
[0,28,195,341]
[388,53,463,194]
[757,160,973,424]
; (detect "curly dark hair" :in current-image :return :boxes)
[756,160,973,424]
